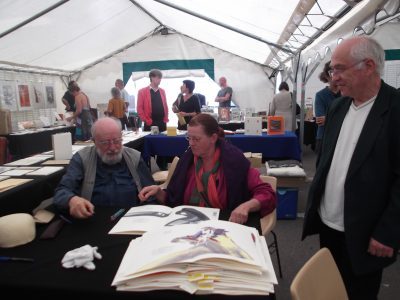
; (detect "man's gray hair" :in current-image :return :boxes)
[350,37,385,75]
[91,117,122,139]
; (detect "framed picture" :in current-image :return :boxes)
[218,107,230,122]
[45,85,56,108]
[17,84,32,110]
[0,81,18,111]
[32,83,45,109]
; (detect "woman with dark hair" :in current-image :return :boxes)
[139,113,276,224]
[172,80,201,130]
[269,81,294,131]
[314,61,341,154]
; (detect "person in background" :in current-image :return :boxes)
[269,81,293,131]
[215,77,233,107]
[139,113,276,224]
[107,87,128,130]
[195,93,206,108]
[137,69,169,170]
[303,36,400,299]
[62,81,77,113]
[115,79,131,109]
[53,117,155,219]
[69,85,92,141]
[137,69,169,132]
[314,61,341,154]
[172,80,201,130]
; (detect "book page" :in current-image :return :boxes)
[109,205,220,235]
[41,160,70,165]
[112,220,277,295]
[109,205,173,235]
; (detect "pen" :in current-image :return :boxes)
[59,214,73,224]
[111,208,126,221]
[0,256,34,262]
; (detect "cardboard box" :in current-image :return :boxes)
[244,152,262,168]
[276,188,298,220]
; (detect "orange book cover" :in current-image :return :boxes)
[267,116,285,135]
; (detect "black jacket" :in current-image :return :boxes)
[303,81,400,275]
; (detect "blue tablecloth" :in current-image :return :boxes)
[143,132,301,162]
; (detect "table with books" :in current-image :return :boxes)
[0,206,276,299]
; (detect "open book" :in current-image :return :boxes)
[112,220,277,295]
[109,205,220,235]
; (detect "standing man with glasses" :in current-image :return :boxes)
[54,117,155,219]
[303,36,400,299]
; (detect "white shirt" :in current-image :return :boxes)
[319,96,376,231]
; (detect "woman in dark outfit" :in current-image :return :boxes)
[172,80,201,130]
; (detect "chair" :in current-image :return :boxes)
[152,156,180,189]
[290,248,348,300]
[259,175,283,278]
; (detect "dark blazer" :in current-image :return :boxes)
[303,81,400,275]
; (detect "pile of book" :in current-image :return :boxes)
[111,216,277,295]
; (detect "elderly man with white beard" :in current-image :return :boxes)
[54,117,155,219]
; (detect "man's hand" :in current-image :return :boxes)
[368,238,394,258]
[69,196,95,219]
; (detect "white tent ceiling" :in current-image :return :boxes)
[0,0,360,75]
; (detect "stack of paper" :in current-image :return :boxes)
[112,220,277,295]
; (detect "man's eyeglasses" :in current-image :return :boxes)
[97,138,123,146]
[328,59,366,77]
[185,135,202,143]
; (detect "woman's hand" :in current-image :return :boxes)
[139,185,162,202]
[229,203,250,224]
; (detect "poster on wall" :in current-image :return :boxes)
[0,81,18,111]
[17,84,32,110]
[45,85,56,108]
[32,83,45,109]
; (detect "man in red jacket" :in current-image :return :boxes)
[137,69,169,170]
[137,69,169,132]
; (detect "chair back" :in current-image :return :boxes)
[159,156,180,189]
[259,175,277,236]
[290,248,348,300]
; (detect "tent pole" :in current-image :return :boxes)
[0,0,70,39]
[153,0,294,55]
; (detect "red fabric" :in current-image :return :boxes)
[183,164,275,217]
[193,148,222,209]
[137,86,169,126]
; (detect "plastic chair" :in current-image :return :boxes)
[259,175,283,278]
[290,247,348,300]
[152,156,180,189]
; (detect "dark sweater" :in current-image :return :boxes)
[166,139,252,213]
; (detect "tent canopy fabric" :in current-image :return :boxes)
[0,0,357,75]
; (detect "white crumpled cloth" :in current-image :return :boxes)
[61,244,102,270]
